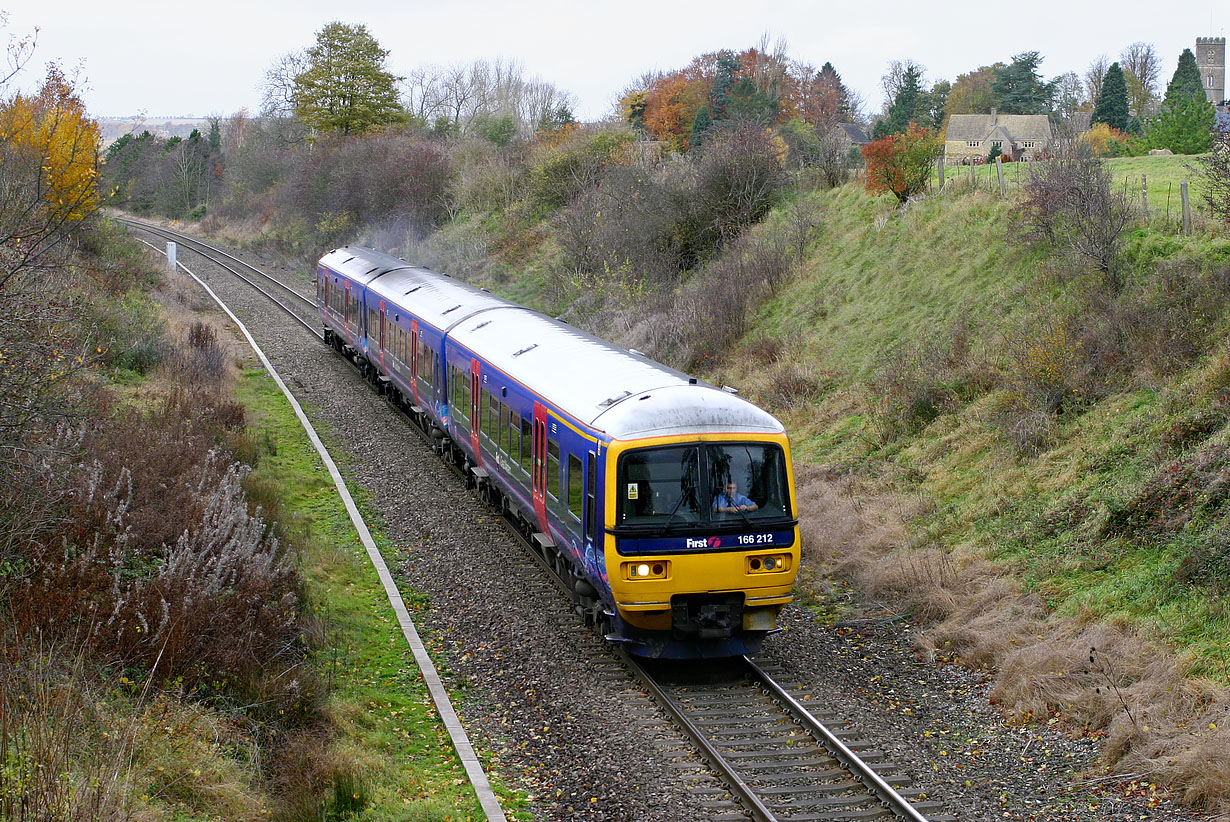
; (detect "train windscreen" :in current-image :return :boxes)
[617,443,791,528]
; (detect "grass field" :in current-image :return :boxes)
[940,153,1213,221]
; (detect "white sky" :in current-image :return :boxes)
[1,1,1225,121]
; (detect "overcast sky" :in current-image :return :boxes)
[1,1,1225,122]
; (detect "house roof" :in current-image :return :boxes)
[945,113,1052,143]
[838,122,869,144]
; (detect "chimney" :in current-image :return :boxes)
[990,108,997,119]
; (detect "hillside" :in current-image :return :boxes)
[691,156,1230,806]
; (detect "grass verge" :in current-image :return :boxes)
[234,366,528,821]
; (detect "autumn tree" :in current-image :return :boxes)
[795,61,854,128]
[292,22,405,135]
[1051,72,1087,120]
[0,62,100,289]
[1092,63,1129,132]
[861,122,942,205]
[945,64,1003,115]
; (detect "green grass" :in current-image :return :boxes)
[1105,153,1210,217]
[235,368,529,821]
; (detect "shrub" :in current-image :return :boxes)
[870,323,983,440]
[1196,132,1230,225]
[861,123,943,205]
[691,122,789,246]
[1011,140,1132,292]
[527,127,633,215]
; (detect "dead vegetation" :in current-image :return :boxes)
[795,465,1230,813]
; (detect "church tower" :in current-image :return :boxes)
[1196,37,1226,105]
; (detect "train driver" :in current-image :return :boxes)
[713,481,758,514]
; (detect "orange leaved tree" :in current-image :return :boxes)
[860,122,943,205]
[0,63,101,290]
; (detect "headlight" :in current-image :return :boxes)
[623,561,668,580]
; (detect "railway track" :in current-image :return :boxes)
[115,217,322,337]
[121,217,950,821]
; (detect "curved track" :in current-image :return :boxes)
[115,217,322,337]
[122,218,949,822]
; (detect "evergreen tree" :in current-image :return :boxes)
[1093,63,1129,131]
[709,50,740,120]
[990,51,1055,114]
[1163,48,1204,109]
[1145,92,1216,153]
[292,22,405,135]
[885,63,924,135]
[690,104,713,150]
[815,62,851,120]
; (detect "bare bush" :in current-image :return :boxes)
[1012,140,1133,291]
[668,231,792,369]
[692,121,789,248]
[0,649,129,821]
[1195,133,1230,225]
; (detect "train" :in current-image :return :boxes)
[316,246,800,658]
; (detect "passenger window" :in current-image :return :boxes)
[519,418,532,474]
[586,452,596,541]
[568,454,583,521]
[508,410,520,465]
[547,439,560,503]
[498,402,508,454]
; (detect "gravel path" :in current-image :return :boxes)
[143,227,1211,822]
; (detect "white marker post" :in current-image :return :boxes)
[166,241,177,272]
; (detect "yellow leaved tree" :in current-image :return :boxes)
[0,63,101,290]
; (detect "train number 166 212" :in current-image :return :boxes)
[737,533,775,546]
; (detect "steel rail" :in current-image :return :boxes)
[620,650,780,822]
[743,655,932,822]
[115,217,318,313]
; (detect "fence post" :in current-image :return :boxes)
[1141,174,1148,219]
[937,155,945,191]
[995,155,1005,197]
[1181,180,1192,235]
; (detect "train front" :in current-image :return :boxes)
[598,386,800,659]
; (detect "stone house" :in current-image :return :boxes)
[944,110,1052,163]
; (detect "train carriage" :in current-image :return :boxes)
[317,246,800,659]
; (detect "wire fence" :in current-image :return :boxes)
[930,158,1206,233]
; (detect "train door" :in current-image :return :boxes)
[469,359,482,464]
[378,301,386,372]
[343,281,352,346]
[585,451,597,548]
[410,320,420,407]
[532,402,549,530]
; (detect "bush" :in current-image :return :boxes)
[691,122,789,247]
[1011,141,1132,292]
[527,127,633,215]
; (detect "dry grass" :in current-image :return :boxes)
[796,463,1230,813]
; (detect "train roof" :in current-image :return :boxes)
[447,296,783,442]
[322,246,785,442]
[321,246,518,331]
